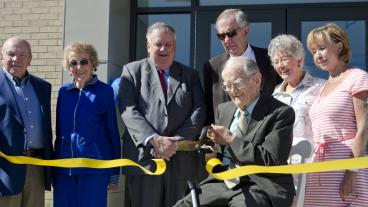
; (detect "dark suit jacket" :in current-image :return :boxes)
[209,95,295,207]
[203,45,282,124]
[118,58,206,178]
[0,69,53,196]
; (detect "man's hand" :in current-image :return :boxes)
[150,135,179,160]
[207,124,234,145]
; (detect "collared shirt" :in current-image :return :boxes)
[223,97,259,167]
[68,74,99,90]
[230,44,256,63]
[111,77,121,104]
[2,68,44,148]
[229,97,259,134]
[273,72,325,143]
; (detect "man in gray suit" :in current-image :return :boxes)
[174,56,295,207]
[118,22,206,207]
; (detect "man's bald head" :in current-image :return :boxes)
[1,36,32,79]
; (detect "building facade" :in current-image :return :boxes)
[1,0,368,207]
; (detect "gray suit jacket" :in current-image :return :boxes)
[118,58,206,177]
[209,95,295,207]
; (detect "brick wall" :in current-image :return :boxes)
[0,0,65,206]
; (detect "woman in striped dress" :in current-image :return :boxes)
[304,23,368,206]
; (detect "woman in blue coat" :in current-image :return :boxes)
[53,41,121,207]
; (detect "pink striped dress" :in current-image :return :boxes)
[304,68,368,206]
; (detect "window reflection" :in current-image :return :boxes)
[138,0,190,7]
[136,14,191,66]
[301,21,366,79]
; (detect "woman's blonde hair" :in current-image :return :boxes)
[306,23,351,63]
[63,41,99,71]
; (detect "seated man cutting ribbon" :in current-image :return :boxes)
[174,56,295,207]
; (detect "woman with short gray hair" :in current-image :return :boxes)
[268,34,324,146]
[268,35,325,204]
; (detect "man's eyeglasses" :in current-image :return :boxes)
[216,27,241,41]
[271,56,292,67]
[69,59,89,67]
[222,74,256,92]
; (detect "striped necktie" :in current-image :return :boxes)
[224,109,249,189]
[236,110,249,137]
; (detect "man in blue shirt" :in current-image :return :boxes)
[111,77,121,104]
[0,37,53,207]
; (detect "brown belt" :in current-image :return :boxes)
[25,148,45,158]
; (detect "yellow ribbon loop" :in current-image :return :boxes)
[206,157,368,180]
[0,151,166,175]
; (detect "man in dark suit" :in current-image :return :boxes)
[118,22,206,207]
[0,37,53,207]
[175,56,295,207]
[203,9,282,124]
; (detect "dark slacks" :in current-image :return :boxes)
[126,174,188,207]
[126,152,200,207]
[173,181,272,207]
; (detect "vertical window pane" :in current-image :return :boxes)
[136,14,191,66]
[210,22,272,58]
[301,21,366,79]
[138,0,190,7]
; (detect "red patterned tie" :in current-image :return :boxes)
[159,70,167,96]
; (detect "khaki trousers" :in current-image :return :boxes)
[0,165,45,207]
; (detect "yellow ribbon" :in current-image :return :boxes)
[0,151,165,175]
[206,157,368,180]
[2,151,367,178]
